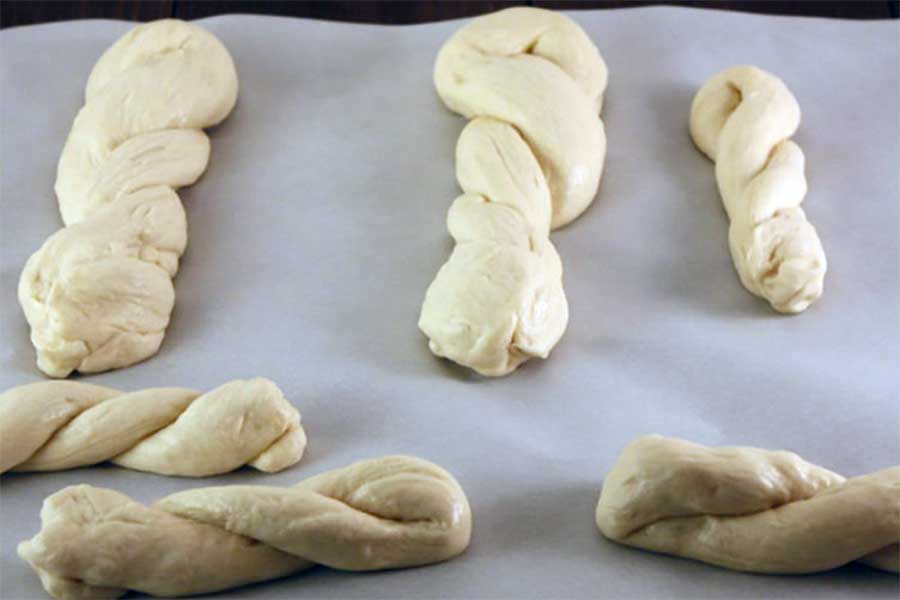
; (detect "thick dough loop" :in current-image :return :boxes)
[18,455,472,599]
[596,435,899,574]
[19,20,239,377]
[690,66,826,313]
[0,377,305,476]
[419,8,607,376]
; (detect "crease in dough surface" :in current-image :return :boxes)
[419,7,608,377]
[0,377,305,476]
[596,435,899,574]
[18,19,239,377]
[689,65,826,313]
[18,455,472,599]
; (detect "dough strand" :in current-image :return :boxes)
[596,435,899,573]
[690,66,826,313]
[18,20,239,377]
[419,7,607,376]
[0,378,305,476]
[18,455,472,599]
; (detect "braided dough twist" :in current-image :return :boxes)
[690,66,826,313]
[18,455,472,599]
[596,435,899,573]
[0,378,304,476]
[18,20,238,377]
[419,7,607,376]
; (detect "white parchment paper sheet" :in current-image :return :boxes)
[1,7,898,599]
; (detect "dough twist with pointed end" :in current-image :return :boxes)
[596,435,899,574]
[18,20,238,377]
[18,455,472,599]
[419,7,607,377]
[690,66,826,314]
[0,378,304,476]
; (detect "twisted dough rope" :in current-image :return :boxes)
[596,435,899,574]
[0,378,305,476]
[18,455,472,599]
[419,7,607,376]
[18,20,238,377]
[690,66,826,313]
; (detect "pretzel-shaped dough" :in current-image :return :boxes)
[596,435,899,573]
[419,7,607,376]
[690,66,826,313]
[18,20,238,377]
[18,455,472,599]
[0,378,304,476]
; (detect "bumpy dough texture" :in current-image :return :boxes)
[690,66,826,314]
[596,435,899,574]
[18,19,239,377]
[18,455,472,599]
[0,377,305,476]
[419,7,607,377]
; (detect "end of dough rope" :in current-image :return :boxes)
[419,7,608,376]
[689,65,827,314]
[18,455,472,599]
[18,19,239,378]
[596,435,900,574]
[0,378,305,477]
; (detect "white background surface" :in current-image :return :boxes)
[1,7,898,599]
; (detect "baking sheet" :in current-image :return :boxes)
[1,7,898,599]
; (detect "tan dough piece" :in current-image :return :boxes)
[596,435,899,574]
[18,19,239,377]
[690,65,826,313]
[418,7,607,377]
[18,455,472,599]
[0,378,305,476]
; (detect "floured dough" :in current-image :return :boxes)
[18,19,239,377]
[0,377,305,476]
[596,435,899,573]
[419,7,607,376]
[18,455,472,599]
[690,66,826,313]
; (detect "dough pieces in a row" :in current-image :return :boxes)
[419,7,607,376]
[690,65,826,313]
[18,455,472,599]
[596,435,899,573]
[0,378,305,476]
[18,19,239,377]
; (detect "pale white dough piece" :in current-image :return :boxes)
[420,7,607,377]
[18,19,238,377]
[596,435,899,574]
[0,378,305,476]
[690,66,826,313]
[18,455,472,599]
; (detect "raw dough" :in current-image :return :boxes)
[18,455,472,599]
[18,19,239,377]
[690,65,826,313]
[419,7,607,376]
[0,377,305,476]
[596,435,899,573]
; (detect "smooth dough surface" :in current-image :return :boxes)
[596,435,899,574]
[419,7,607,376]
[18,455,472,599]
[689,65,826,313]
[18,19,238,377]
[0,377,305,476]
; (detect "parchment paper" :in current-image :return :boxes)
[1,7,898,599]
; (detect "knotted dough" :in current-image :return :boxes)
[690,66,826,313]
[18,19,239,377]
[0,378,304,476]
[419,7,607,376]
[18,455,472,599]
[596,435,899,574]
